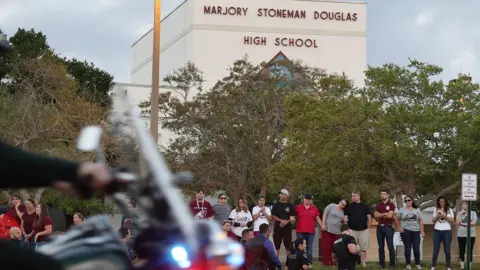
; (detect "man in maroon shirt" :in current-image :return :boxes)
[188,189,214,219]
[295,194,321,264]
[374,189,396,270]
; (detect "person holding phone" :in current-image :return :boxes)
[252,196,271,236]
[431,196,454,270]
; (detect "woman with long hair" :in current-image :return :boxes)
[73,212,85,225]
[396,195,424,270]
[20,199,36,247]
[456,201,477,270]
[228,198,253,240]
[431,196,454,270]
[321,198,349,266]
[29,203,53,249]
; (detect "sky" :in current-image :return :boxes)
[0,0,478,83]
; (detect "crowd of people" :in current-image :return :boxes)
[0,194,137,265]
[0,195,85,248]
[189,188,478,270]
[0,187,476,270]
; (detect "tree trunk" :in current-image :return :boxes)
[35,188,45,204]
[394,192,403,209]
[19,189,30,201]
[260,179,268,196]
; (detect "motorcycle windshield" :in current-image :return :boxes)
[109,87,198,253]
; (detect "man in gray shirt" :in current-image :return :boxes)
[456,201,478,270]
[212,193,231,224]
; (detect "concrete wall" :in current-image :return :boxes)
[131,0,366,89]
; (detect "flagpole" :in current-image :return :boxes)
[150,0,161,143]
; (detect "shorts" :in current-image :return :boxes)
[350,229,369,251]
[273,227,292,250]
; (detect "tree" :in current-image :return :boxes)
[142,55,352,201]
[0,28,114,106]
[0,52,113,215]
[279,59,480,209]
[63,58,114,107]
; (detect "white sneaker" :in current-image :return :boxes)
[415,265,422,269]
[406,265,411,269]
[430,268,435,270]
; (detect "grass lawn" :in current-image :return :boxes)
[311,261,478,269]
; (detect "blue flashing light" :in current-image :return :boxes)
[170,246,191,269]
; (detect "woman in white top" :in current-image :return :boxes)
[431,196,454,270]
[252,196,272,236]
[228,198,253,240]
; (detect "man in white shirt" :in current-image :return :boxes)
[252,196,272,236]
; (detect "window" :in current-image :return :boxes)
[267,52,295,88]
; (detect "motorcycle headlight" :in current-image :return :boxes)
[170,245,192,268]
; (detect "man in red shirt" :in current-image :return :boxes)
[374,189,396,270]
[188,189,214,219]
[295,194,321,264]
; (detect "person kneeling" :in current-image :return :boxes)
[333,224,360,270]
[285,237,312,270]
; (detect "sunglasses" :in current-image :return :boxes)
[404,199,412,202]
[220,197,227,200]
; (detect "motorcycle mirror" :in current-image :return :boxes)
[77,126,103,152]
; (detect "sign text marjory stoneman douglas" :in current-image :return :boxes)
[203,6,358,22]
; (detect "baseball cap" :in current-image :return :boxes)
[278,189,289,196]
[304,194,313,200]
[0,40,12,53]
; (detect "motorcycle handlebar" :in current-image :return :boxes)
[73,167,136,199]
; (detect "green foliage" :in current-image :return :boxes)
[143,54,479,208]
[63,58,114,107]
[0,28,113,106]
[9,28,53,58]
[278,59,480,208]
[0,28,116,215]
[145,57,350,201]
[41,189,113,216]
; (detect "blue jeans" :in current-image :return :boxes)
[20,235,35,248]
[296,232,315,263]
[432,229,452,268]
[400,230,421,265]
[376,225,395,268]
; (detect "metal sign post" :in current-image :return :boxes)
[461,173,477,270]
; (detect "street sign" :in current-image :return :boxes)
[462,173,478,201]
